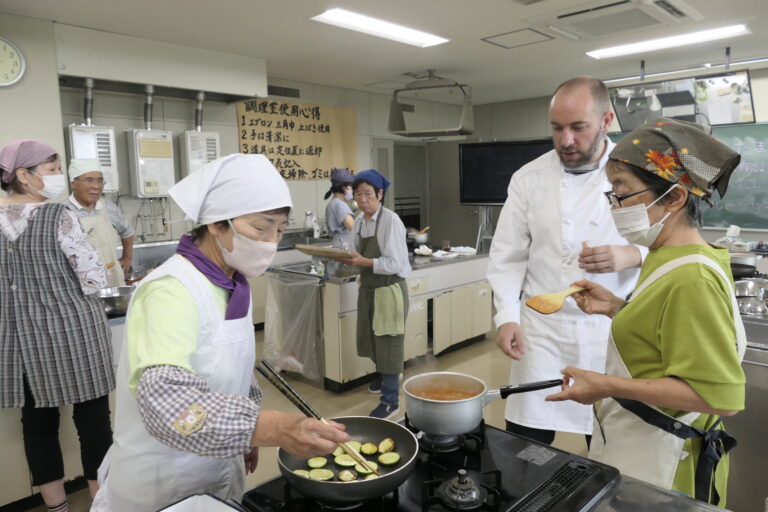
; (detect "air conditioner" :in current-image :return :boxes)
[529,0,702,39]
[180,131,220,176]
[126,129,176,198]
[67,124,120,193]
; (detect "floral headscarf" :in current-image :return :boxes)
[609,118,741,200]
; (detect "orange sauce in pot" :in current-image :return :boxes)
[412,387,479,401]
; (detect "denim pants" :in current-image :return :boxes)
[381,373,400,406]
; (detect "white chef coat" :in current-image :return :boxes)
[487,139,645,434]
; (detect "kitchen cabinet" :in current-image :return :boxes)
[338,312,375,382]
[433,281,492,356]
[404,298,428,360]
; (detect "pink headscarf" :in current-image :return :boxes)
[0,139,59,184]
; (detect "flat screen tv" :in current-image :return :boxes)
[459,139,553,205]
[610,70,755,132]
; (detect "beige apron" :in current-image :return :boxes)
[79,205,125,287]
[589,254,746,505]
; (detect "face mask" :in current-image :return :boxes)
[31,172,67,199]
[610,185,676,247]
[344,188,353,201]
[216,220,277,278]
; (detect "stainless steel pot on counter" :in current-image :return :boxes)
[403,372,562,436]
[97,286,134,316]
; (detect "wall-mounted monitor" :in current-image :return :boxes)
[610,70,755,132]
[459,139,553,205]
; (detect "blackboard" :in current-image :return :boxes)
[610,124,768,229]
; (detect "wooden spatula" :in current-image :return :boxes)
[525,285,585,314]
[417,226,430,234]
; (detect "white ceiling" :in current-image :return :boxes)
[3,0,768,105]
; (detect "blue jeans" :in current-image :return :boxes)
[381,373,399,406]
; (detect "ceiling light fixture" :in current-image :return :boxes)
[587,24,749,59]
[311,8,449,48]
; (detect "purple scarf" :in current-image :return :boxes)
[176,235,251,320]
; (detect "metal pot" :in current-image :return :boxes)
[278,416,418,506]
[730,252,759,266]
[735,278,768,299]
[97,286,134,316]
[403,372,561,436]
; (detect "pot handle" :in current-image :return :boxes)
[498,379,563,399]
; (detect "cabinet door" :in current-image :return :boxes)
[472,282,492,337]
[404,299,428,360]
[0,409,32,505]
[450,286,473,344]
[339,313,375,382]
[432,293,452,355]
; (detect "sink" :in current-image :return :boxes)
[272,261,360,280]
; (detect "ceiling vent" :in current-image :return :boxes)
[267,84,301,99]
[510,0,548,5]
[528,0,702,39]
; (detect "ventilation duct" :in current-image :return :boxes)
[529,0,702,39]
[388,71,474,137]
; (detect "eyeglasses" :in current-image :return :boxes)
[76,177,105,185]
[604,188,652,207]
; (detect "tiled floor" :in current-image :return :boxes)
[29,329,587,511]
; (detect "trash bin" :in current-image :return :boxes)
[157,493,244,511]
[264,272,324,381]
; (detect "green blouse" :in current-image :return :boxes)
[612,244,745,505]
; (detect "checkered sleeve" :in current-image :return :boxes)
[136,365,261,458]
[249,373,263,403]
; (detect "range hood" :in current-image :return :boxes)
[388,71,474,137]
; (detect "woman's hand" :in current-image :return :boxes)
[545,367,615,405]
[252,411,350,459]
[571,279,624,318]
[243,447,259,474]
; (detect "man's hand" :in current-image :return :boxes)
[497,322,525,360]
[578,245,641,273]
[337,251,371,267]
[545,366,615,405]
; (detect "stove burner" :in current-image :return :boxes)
[437,469,488,510]
[419,433,465,453]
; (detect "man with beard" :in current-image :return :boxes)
[487,76,645,447]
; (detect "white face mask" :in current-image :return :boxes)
[344,188,353,201]
[31,172,67,199]
[216,220,277,278]
[610,185,676,247]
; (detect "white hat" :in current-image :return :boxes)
[68,158,102,181]
[169,153,293,224]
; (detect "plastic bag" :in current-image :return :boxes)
[264,273,324,381]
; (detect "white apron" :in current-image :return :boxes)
[79,205,125,287]
[589,254,746,504]
[92,255,255,512]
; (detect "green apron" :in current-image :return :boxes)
[356,207,409,374]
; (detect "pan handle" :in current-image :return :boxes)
[498,379,563,399]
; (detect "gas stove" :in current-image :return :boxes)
[242,417,619,512]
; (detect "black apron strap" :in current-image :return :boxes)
[613,397,737,506]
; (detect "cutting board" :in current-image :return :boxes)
[293,244,353,259]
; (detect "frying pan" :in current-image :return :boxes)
[277,416,418,506]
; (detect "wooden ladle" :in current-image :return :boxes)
[417,226,430,234]
[525,285,585,314]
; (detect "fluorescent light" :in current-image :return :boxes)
[311,8,449,48]
[587,24,749,59]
